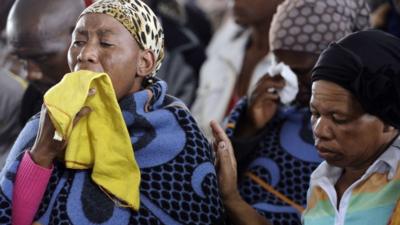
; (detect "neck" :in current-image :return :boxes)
[249,21,270,51]
[344,130,399,181]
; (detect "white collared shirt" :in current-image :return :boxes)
[303,137,400,225]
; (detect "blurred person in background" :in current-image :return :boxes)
[142,0,212,107]
[0,0,25,169]
[193,0,230,30]
[192,0,283,138]
[6,0,86,126]
[369,0,400,38]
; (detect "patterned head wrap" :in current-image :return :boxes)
[270,0,370,54]
[81,0,165,76]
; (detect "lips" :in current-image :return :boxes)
[315,145,337,159]
[75,65,103,73]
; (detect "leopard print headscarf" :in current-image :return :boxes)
[270,0,370,54]
[81,0,164,76]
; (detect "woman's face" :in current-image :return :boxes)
[310,80,390,169]
[68,13,143,100]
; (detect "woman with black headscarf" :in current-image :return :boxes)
[211,29,400,225]
[305,29,400,225]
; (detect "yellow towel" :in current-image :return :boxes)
[43,70,140,210]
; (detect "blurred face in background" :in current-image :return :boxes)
[7,23,72,93]
[5,0,84,93]
[232,0,282,26]
[274,49,318,107]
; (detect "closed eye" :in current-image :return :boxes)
[331,114,349,124]
[100,42,114,48]
[73,41,86,47]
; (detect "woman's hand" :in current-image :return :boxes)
[210,120,272,225]
[237,75,285,138]
[29,88,95,168]
[210,120,241,204]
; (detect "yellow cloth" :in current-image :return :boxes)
[43,70,140,210]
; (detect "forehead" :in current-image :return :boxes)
[8,33,69,58]
[311,80,361,112]
[74,13,129,35]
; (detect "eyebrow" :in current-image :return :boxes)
[75,28,88,36]
[310,102,349,116]
[75,28,116,37]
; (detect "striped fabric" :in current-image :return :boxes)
[388,199,400,225]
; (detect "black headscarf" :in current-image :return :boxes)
[311,30,400,129]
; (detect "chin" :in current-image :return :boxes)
[324,159,348,168]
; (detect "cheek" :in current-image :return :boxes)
[334,126,364,154]
[67,48,78,70]
[102,53,138,99]
[103,51,137,77]
[335,123,380,158]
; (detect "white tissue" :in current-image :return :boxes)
[247,61,298,105]
[267,62,298,105]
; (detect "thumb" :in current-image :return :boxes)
[73,106,92,127]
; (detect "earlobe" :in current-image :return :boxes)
[383,123,396,133]
[136,50,156,77]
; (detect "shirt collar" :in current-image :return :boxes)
[310,136,400,187]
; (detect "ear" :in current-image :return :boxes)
[383,123,396,133]
[136,49,156,77]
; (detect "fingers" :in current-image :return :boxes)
[72,88,96,126]
[73,106,92,127]
[216,142,232,171]
[34,105,48,145]
[210,120,237,168]
[210,120,229,143]
[255,75,285,91]
[217,139,237,169]
[88,88,96,96]
[250,76,285,104]
[251,91,280,104]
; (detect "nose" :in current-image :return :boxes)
[77,43,99,64]
[312,116,333,141]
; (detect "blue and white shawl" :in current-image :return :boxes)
[0,81,224,225]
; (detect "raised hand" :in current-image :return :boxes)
[210,120,240,203]
[237,75,285,138]
[210,120,272,225]
[29,88,95,168]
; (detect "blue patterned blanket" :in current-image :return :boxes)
[225,98,322,225]
[0,81,224,225]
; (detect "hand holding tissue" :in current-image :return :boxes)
[248,61,298,105]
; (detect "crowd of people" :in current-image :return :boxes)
[1,0,400,224]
